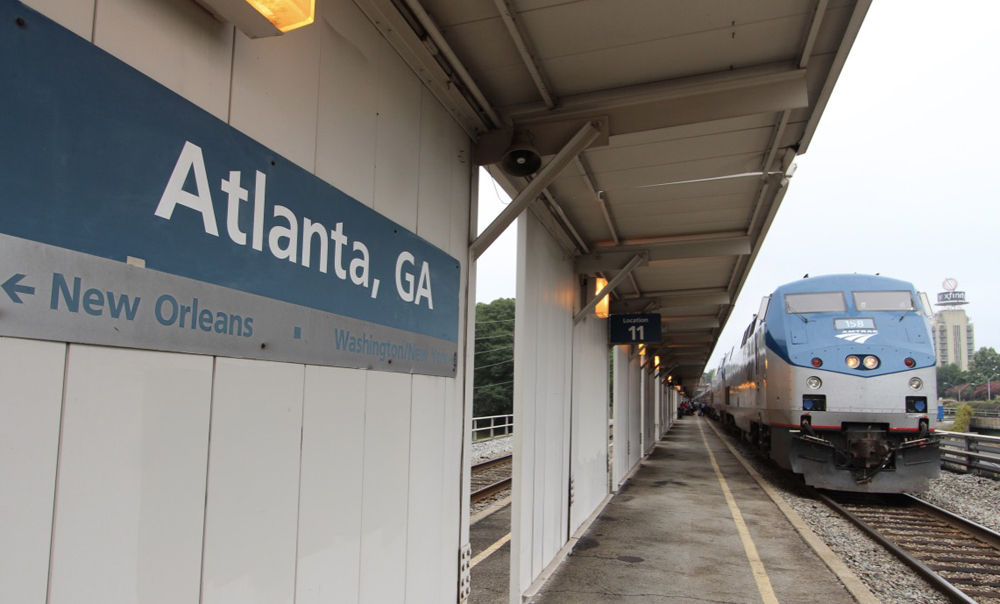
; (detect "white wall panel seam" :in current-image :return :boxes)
[196,357,219,604]
[291,365,308,604]
[370,39,382,208]
[90,0,98,42]
[413,90,423,240]
[311,8,324,175]
[354,373,370,603]
[42,343,71,604]
[402,383,415,602]
[226,30,236,124]
[457,159,477,545]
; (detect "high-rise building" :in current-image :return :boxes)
[931,278,975,370]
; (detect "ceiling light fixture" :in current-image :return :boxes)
[196,0,315,38]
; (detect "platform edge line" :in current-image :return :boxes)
[703,418,881,604]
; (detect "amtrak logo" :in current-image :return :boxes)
[836,330,878,344]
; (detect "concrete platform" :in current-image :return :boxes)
[470,501,512,604]
[528,416,865,604]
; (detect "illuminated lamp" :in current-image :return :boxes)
[667,375,672,383]
[654,356,660,369]
[195,0,315,38]
[594,277,609,318]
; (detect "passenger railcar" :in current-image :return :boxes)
[711,274,939,492]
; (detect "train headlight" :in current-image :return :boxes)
[909,377,923,391]
[845,355,860,369]
[806,376,822,390]
[863,355,880,370]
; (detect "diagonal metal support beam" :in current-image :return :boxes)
[573,254,645,325]
[471,121,601,260]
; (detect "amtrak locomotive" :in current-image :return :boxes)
[710,274,940,493]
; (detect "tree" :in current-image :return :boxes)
[951,403,974,433]
[946,383,973,401]
[937,363,968,398]
[473,298,515,417]
[969,347,1000,394]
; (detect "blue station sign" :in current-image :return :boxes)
[609,314,662,344]
[0,1,460,376]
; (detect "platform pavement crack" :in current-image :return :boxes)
[569,552,638,561]
[533,588,742,603]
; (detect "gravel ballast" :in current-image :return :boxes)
[472,435,513,464]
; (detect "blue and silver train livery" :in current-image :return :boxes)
[710,274,939,493]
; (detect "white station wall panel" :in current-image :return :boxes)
[92,0,235,121]
[612,345,631,488]
[512,211,574,598]
[315,1,380,208]
[49,346,213,604]
[296,366,367,604]
[406,374,448,604]
[628,353,643,470]
[644,371,656,455]
[373,39,423,230]
[201,358,304,604]
[570,316,610,533]
[230,15,321,172]
[21,0,92,39]
[359,372,412,604]
[5,2,475,604]
[0,337,64,604]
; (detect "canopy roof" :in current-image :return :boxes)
[354,0,870,391]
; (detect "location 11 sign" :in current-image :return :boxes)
[609,314,661,344]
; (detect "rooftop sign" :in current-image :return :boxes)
[936,278,969,307]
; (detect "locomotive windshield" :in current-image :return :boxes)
[853,290,916,311]
[784,292,846,314]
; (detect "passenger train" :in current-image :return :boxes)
[710,274,940,493]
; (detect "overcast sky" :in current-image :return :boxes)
[475,1,999,369]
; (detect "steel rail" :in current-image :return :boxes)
[471,454,513,504]
[815,490,983,604]
[471,478,512,505]
[905,494,1000,550]
[472,454,513,473]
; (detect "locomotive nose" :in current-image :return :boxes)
[846,426,891,469]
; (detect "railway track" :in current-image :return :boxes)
[817,490,1000,604]
[471,454,512,504]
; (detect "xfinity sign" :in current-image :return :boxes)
[937,291,966,304]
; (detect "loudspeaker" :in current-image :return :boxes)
[500,130,542,177]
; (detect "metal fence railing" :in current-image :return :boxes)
[938,430,1000,479]
[472,414,513,441]
[942,406,1000,418]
